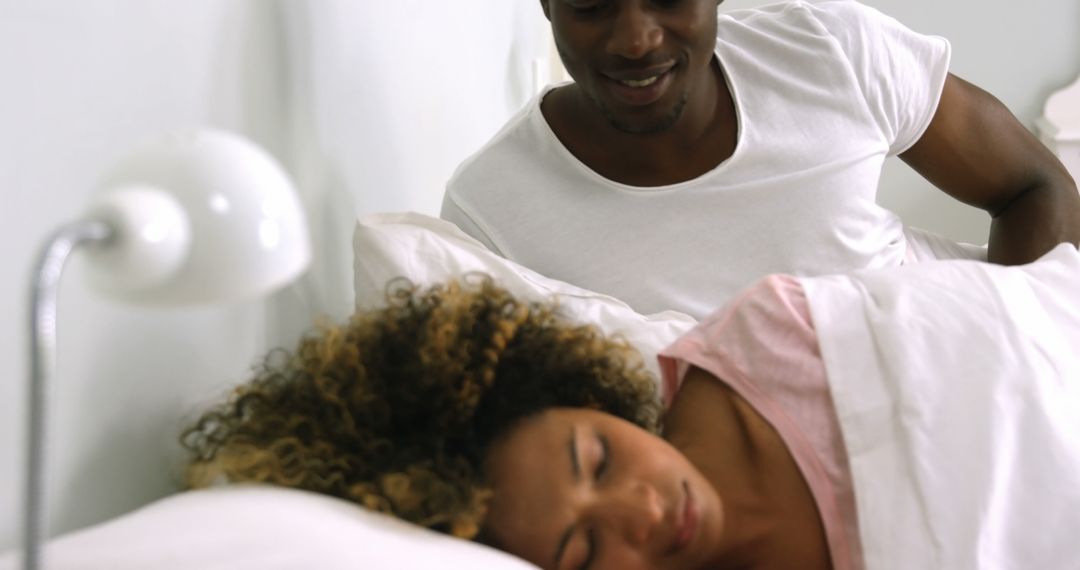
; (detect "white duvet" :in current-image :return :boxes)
[801,243,1080,569]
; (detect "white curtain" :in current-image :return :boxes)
[262,0,549,346]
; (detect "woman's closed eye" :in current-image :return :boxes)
[574,433,609,569]
[558,430,610,570]
[593,433,610,481]
[576,529,598,570]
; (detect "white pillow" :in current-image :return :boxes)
[0,214,698,570]
[353,212,697,380]
[0,486,536,570]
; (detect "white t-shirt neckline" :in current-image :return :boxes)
[530,46,745,194]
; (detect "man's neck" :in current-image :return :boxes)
[539,61,736,187]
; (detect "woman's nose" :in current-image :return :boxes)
[606,6,663,60]
[595,481,665,546]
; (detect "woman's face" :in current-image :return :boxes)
[483,408,724,570]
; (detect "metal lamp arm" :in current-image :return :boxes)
[24,219,112,570]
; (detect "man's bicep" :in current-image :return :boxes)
[899,73,1065,215]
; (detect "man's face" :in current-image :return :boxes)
[542,0,721,135]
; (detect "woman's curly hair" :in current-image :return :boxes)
[181,276,661,540]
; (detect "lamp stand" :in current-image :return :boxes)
[25,220,112,570]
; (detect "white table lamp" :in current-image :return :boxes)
[24,128,312,570]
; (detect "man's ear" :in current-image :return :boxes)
[539,0,551,21]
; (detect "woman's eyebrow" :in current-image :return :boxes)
[568,425,582,482]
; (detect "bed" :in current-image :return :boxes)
[4,0,1078,563]
[3,210,1079,569]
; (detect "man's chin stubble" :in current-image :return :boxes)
[593,90,691,135]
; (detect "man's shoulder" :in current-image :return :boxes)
[717,0,881,33]
[714,0,906,76]
[447,91,559,196]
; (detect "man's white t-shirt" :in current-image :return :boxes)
[442,0,951,318]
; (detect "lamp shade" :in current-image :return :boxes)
[83,128,311,305]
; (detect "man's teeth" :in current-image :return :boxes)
[621,75,661,88]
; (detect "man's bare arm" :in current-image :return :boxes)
[900,73,1080,264]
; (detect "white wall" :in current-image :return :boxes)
[0,0,288,551]
[265,1,548,339]
[721,0,1080,243]
[0,0,547,552]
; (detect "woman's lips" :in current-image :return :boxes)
[602,65,676,106]
[669,481,699,555]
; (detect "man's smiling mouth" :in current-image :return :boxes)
[620,75,662,88]
[603,62,678,88]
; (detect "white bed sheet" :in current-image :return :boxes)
[802,243,1080,568]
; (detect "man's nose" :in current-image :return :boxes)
[606,6,663,60]
[595,482,665,546]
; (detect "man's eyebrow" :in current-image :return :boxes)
[554,426,581,568]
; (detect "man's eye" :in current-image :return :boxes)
[566,0,607,15]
